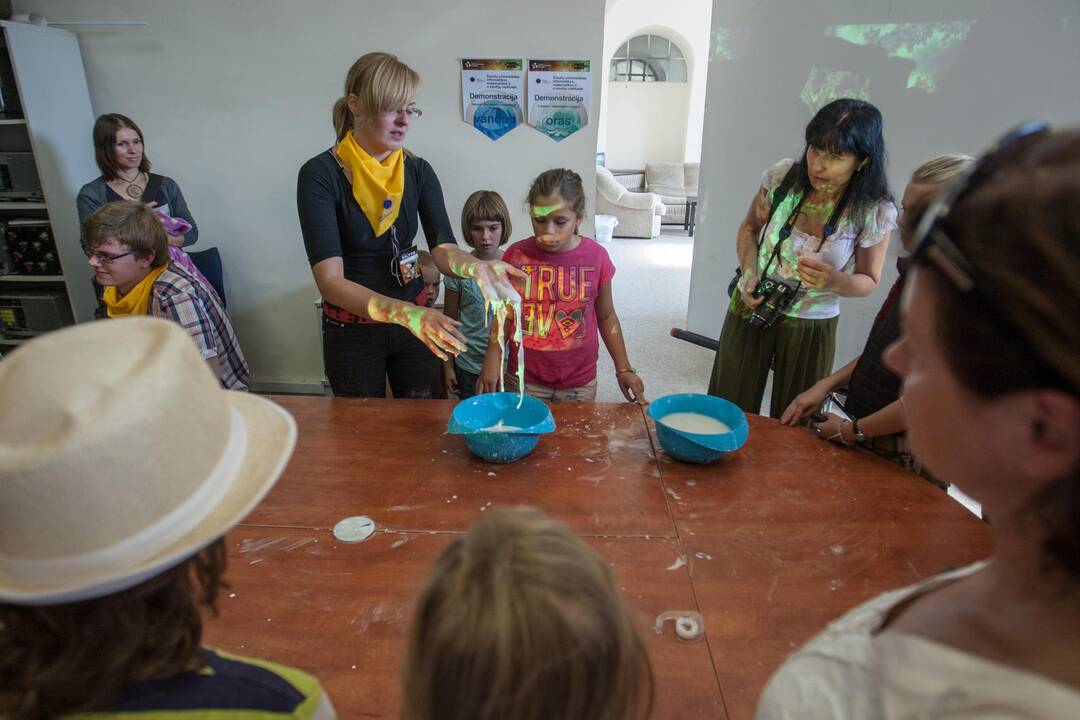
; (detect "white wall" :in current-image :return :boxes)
[604,81,689,169]
[598,0,711,165]
[14,0,606,389]
[689,0,1080,372]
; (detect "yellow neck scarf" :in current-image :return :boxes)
[334,132,405,236]
[103,264,169,317]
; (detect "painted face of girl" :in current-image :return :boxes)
[530,193,581,253]
[469,220,503,258]
[805,145,860,194]
[114,127,143,172]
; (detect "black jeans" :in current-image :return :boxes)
[322,318,441,398]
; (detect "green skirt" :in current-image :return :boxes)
[708,294,837,418]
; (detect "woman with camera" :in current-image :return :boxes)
[756,124,1080,718]
[708,98,896,417]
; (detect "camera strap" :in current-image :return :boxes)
[760,181,853,286]
[759,191,807,280]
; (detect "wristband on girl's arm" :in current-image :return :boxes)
[615,367,636,375]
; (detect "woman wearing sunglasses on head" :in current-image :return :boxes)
[298,52,522,398]
[757,124,1080,718]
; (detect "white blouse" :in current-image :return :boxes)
[754,158,898,320]
[756,560,1080,719]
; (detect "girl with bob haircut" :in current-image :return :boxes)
[402,506,655,720]
[710,98,897,418]
[443,190,514,398]
[757,125,1080,717]
[298,52,522,398]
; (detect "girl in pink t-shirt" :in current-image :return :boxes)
[478,169,645,403]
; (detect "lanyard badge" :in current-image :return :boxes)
[389,226,420,286]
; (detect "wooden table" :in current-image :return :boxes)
[205,398,991,719]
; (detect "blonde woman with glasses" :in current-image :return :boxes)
[297,52,521,398]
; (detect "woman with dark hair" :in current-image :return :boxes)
[756,125,1080,718]
[76,113,198,248]
[709,98,897,417]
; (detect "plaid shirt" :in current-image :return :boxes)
[150,264,250,390]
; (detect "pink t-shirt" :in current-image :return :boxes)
[502,236,616,388]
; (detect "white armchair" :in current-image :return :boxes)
[595,166,667,238]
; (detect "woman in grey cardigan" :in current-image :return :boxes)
[76,113,198,248]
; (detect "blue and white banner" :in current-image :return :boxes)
[461,59,525,141]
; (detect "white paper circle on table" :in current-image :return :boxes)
[333,516,376,543]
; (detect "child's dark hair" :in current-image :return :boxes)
[527,169,587,219]
[0,540,227,720]
[403,506,654,720]
[793,98,892,216]
[460,191,512,247]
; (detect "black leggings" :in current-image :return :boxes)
[322,318,441,398]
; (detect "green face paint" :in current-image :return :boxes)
[531,203,564,219]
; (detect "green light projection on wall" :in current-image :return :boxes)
[827,21,974,92]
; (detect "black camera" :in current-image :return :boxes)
[749,277,797,329]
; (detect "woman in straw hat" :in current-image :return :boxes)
[0,318,334,719]
[297,52,523,398]
[757,124,1080,718]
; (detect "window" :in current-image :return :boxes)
[610,34,687,82]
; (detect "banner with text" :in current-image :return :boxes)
[527,59,590,142]
[461,58,525,141]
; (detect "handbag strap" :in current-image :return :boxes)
[142,173,164,204]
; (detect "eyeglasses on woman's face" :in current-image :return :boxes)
[385,105,423,119]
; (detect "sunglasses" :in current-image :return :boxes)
[909,120,1050,292]
[906,120,1080,393]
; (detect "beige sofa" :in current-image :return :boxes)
[595,165,667,238]
[644,162,699,225]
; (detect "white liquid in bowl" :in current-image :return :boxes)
[660,412,731,435]
[481,421,522,432]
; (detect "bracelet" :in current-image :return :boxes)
[615,367,636,375]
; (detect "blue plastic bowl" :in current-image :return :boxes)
[647,393,749,464]
[447,392,556,463]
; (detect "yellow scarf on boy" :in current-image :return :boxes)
[103,264,169,317]
[334,131,405,236]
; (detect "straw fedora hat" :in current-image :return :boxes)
[0,316,296,605]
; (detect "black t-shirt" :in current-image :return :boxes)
[297,149,457,302]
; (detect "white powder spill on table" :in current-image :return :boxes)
[666,556,687,571]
